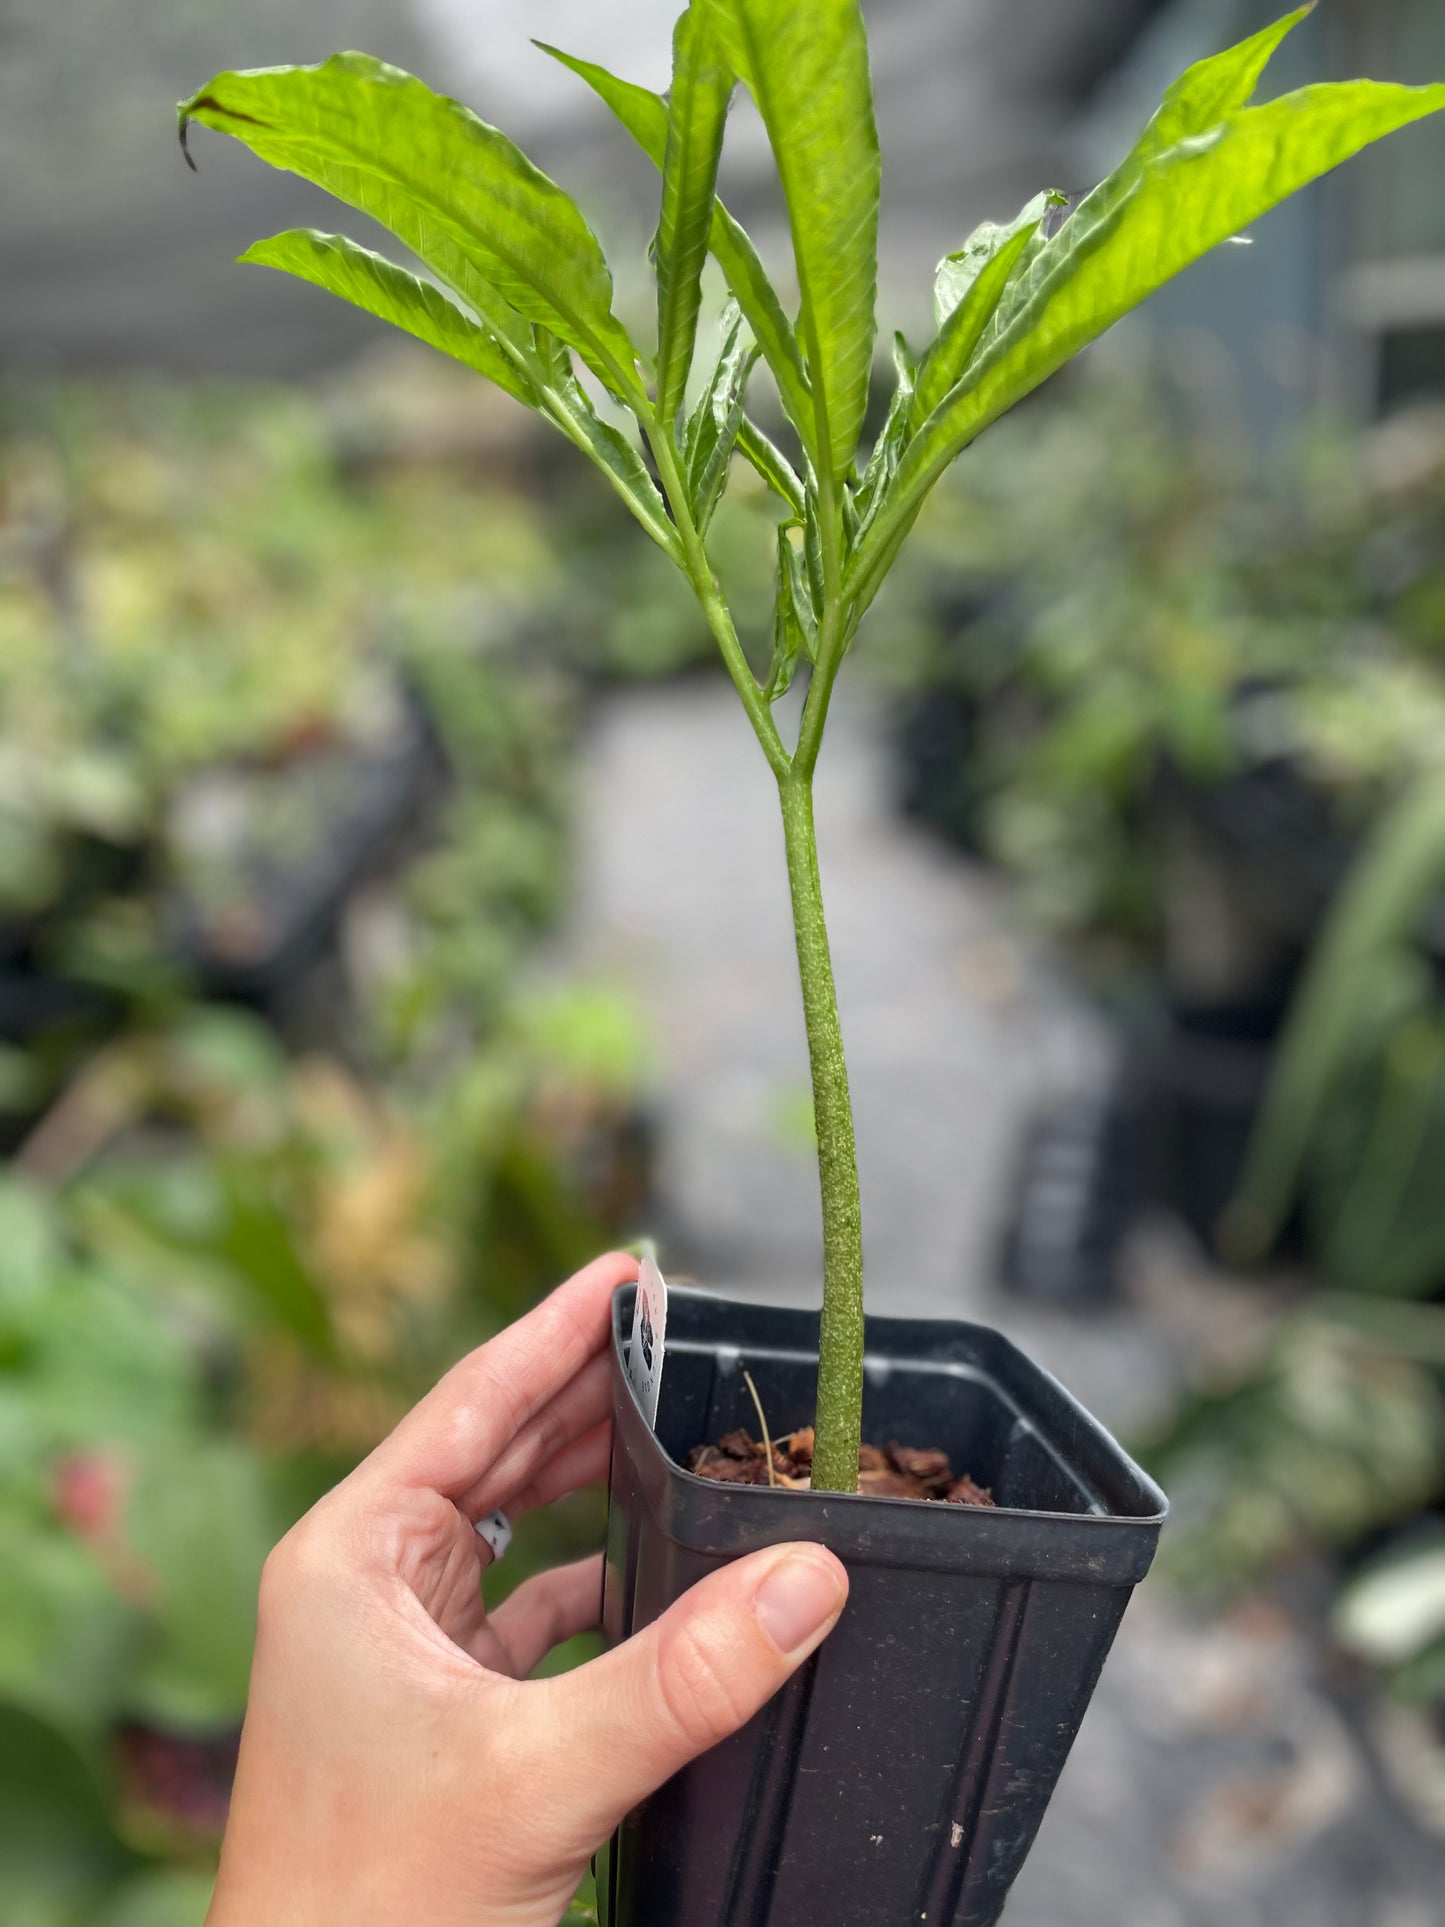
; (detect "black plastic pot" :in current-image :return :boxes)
[1160,749,1445,983]
[598,1285,1166,1927]
[893,683,987,855]
[997,1086,1141,1305]
[166,690,443,1007]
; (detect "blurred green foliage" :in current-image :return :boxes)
[0,358,734,1101]
[884,376,1445,1696]
[0,360,659,1924]
[1230,768,1445,1298]
[1140,1305,1445,1596]
[1336,1526,1445,1706]
[885,376,1445,970]
[10,347,1445,1910]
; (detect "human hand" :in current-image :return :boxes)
[207,1251,849,1927]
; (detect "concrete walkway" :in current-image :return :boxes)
[565,676,1445,1927]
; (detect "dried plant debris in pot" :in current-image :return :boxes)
[686,1426,996,1505]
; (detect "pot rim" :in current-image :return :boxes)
[611,1282,1168,1533]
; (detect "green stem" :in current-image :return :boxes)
[794,470,854,781]
[647,422,790,779]
[778,771,863,1493]
[644,405,862,1487]
[793,601,847,780]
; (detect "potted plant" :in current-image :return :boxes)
[179,6,1444,1920]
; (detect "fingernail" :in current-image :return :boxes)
[754,1552,845,1656]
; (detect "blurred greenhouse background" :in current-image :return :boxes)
[3,1,1445,1923]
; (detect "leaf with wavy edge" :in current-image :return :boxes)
[241,229,539,407]
[703,0,879,481]
[656,10,733,427]
[734,417,806,516]
[535,38,813,460]
[765,524,818,701]
[684,304,758,533]
[912,197,1055,425]
[852,40,1445,618]
[178,53,641,404]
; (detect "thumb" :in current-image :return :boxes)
[532,1543,847,1843]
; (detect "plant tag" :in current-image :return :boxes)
[627,1256,668,1429]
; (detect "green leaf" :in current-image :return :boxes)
[853,332,915,539]
[1230,771,1445,1259]
[532,45,665,151]
[241,229,540,406]
[765,523,817,701]
[1146,4,1315,152]
[536,338,682,558]
[125,1442,278,1729]
[1141,1314,1445,1595]
[914,193,1057,422]
[179,53,641,402]
[932,193,1058,331]
[1313,1014,1445,1300]
[536,39,813,448]
[683,303,756,531]
[734,416,806,515]
[852,18,1445,614]
[656,9,733,425]
[703,0,879,480]
[0,1510,136,1734]
[801,483,826,621]
[97,1870,217,1927]
[0,1702,132,1922]
[215,1167,335,1355]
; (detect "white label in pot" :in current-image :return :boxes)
[627,1255,668,1428]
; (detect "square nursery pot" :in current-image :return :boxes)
[596,1285,1166,1927]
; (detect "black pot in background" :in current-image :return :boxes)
[166,689,444,1013]
[598,1286,1165,1927]
[996,990,1298,1305]
[893,683,987,855]
[1130,993,1294,1259]
[1158,751,1445,995]
[998,1086,1141,1305]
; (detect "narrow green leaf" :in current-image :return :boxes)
[683,303,757,532]
[179,53,641,402]
[765,523,817,700]
[853,333,915,540]
[784,531,818,661]
[532,45,664,149]
[240,223,675,554]
[853,28,1445,616]
[841,482,860,550]
[913,194,1058,423]
[656,10,733,425]
[734,416,806,516]
[533,326,575,391]
[1146,4,1315,153]
[537,341,682,560]
[931,193,1060,332]
[241,229,539,407]
[703,0,880,479]
[564,410,680,561]
[1230,772,1445,1258]
[801,483,826,622]
[536,39,813,449]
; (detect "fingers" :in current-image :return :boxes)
[454,1351,611,1522]
[505,1419,613,1523]
[374,1251,637,1497]
[526,1545,848,1844]
[483,1554,604,1678]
